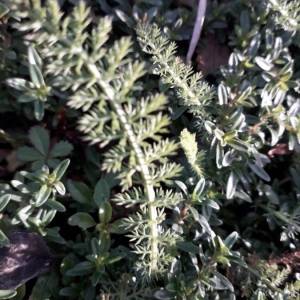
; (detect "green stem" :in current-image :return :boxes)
[154,51,199,105]
[85,62,159,274]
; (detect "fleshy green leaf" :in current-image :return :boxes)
[35,185,52,206]
[218,84,228,105]
[0,194,11,212]
[6,78,33,91]
[19,93,37,103]
[227,139,249,152]
[90,271,101,287]
[68,213,96,228]
[29,64,44,88]
[5,51,16,60]
[177,241,200,253]
[194,178,206,196]
[234,190,252,203]
[106,219,129,234]
[0,230,10,247]
[223,232,239,249]
[205,121,216,134]
[46,198,66,212]
[172,106,187,120]
[28,47,42,69]
[0,3,9,18]
[66,261,94,276]
[34,100,45,121]
[216,140,223,169]
[263,184,280,205]
[30,272,60,300]
[154,290,175,300]
[67,180,92,204]
[255,56,272,71]
[52,159,70,180]
[98,201,112,224]
[45,228,65,244]
[52,181,66,195]
[249,163,270,181]
[206,199,220,210]
[189,206,199,221]
[59,287,78,297]
[247,34,260,59]
[227,171,239,199]
[93,179,110,207]
[175,180,188,195]
[212,271,234,292]
[199,214,213,235]
[106,252,126,264]
[0,290,17,299]
[98,231,110,254]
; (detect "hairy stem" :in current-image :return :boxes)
[39,17,159,276]
[85,62,159,274]
[148,43,199,106]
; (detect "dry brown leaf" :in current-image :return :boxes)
[5,150,22,173]
[0,149,23,176]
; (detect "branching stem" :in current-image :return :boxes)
[85,61,159,274]
[34,18,160,276]
[148,42,200,106]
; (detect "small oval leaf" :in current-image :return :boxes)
[0,195,11,212]
[0,290,17,299]
[249,163,270,181]
[68,213,96,229]
[35,185,52,207]
[93,180,110,207]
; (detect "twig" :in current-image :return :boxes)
[186,0,207,65]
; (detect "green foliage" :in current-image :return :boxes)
[0,290,17,300]
[180,128,206,177]
[17,126,73,170]
[136,2,300,297]
[0,0,300,299]
[11,0,183,281]
[4,159,70,242]
[267,0,300,31]
[6,47,51,121]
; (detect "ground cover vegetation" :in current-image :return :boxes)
[0,0,300,299]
